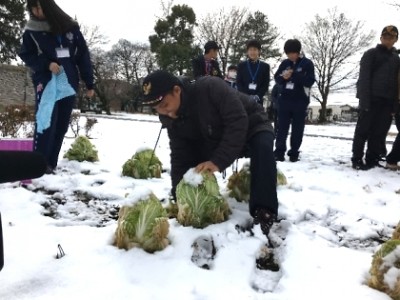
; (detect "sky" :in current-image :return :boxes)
[1,113,400,299]
[56,0,400,49]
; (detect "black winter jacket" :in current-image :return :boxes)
[159,76,273,195]
[356,44,400,111]
[191,55,223,79]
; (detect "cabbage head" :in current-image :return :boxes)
[176,169,230,228]
[122,149,162,179]
[368,239,400,299]
[114,193,169,253]
[227,163,287,202]
[227,163,251,202]
[277,169,287,186]
[64,136,98,162]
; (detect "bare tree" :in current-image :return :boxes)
[90,48,117,114]
[196,6,248,74]
[109,39,154,84]
[80,25,109,49]
[389,1,400,8]
[159,0,174,18]
[300,7,375,123]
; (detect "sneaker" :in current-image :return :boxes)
[253,208,276,236]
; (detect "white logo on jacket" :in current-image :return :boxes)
[66,32,74,42]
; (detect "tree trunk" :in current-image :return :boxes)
[318,94,328,123]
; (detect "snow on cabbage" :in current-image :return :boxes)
[176,168,230,228]
[114,193,169,253]
[367,239,400,299]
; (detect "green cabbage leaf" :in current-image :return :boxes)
[64,136,98,162]
[122,149,162,179]
[114,193,169,253]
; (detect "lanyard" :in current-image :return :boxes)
[57,35,63,48]
[293,58,304,70]
[247,60,260,83]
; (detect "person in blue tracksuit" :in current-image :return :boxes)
[19,0,94,174]
[273,39,315,162]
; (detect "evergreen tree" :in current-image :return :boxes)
[230,11,280,63]
[149,4,199,75]
[0,0,26,63]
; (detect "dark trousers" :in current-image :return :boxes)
[34,95,75,168]
[266,105,279,137]
[248,131,278,216]
[352,100,393,162]
[386,113,400,164]
[275,100,308,156]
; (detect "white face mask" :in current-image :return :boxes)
[228,71,237,79]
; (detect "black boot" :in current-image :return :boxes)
[254,208,277,236]
[351,158,370,170]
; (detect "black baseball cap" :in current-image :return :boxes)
[142,70,181,106]
[382,25,398,38]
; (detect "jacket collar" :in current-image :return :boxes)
[376,43,397,53]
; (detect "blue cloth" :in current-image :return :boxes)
[36,68,76,133]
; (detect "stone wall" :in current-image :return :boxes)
[0,64,35,107]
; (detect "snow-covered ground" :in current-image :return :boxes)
[0,113,399,300]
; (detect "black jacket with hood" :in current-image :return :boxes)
[159,76,273,196]
[356,44,400,111]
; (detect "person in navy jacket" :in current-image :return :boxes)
[236,39,270,106]
[273,39,315,162]
[19,0,94,174]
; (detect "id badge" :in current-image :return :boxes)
[56,47,70,58]
[249,83,257,90]
[286,82,294,90]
